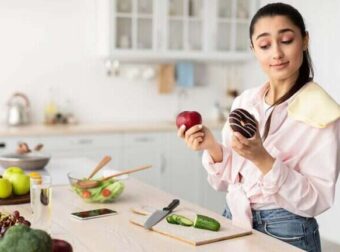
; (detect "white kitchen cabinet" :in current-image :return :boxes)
[0,134,123,170]
[96,0,258,61]
[164,132,205,205]
[40,134,123,170]
[200,129,227,214]
[163,128,226,214]
[97,0,158,59]
[162,0,205,52]
[213,0,256,52]
[0,136,44,155]
[121,132,165,189]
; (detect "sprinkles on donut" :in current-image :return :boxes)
[228,108,257,138]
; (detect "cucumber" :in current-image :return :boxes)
[193,214,220,231]
[166,214,193,226]
[166,215,179,225]
[175,215,193,226]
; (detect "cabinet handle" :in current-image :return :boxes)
[133,137,154,143]
[160,154,166,174]
[0,142,6,148]
[77,139,93,145]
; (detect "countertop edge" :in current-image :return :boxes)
[0,121,225,137]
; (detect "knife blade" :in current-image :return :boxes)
[144,199,180,229]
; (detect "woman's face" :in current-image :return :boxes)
[251,15,308,82]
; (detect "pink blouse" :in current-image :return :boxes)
[202,82,340,229]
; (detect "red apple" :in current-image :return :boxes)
[52,239,73,252]
[176,111,202,130]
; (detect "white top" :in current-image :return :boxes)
[263,97,274,119]
[250,97,276,210]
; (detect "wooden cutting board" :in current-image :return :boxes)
[130,209,252,246]
[0,193,30,205]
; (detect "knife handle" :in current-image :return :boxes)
[163,199,180,212]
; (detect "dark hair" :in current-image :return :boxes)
[249,3,314,140]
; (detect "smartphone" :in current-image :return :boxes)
[71,208,117,220]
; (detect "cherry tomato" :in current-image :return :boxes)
[82,191,91,198]
[101,189,111,197]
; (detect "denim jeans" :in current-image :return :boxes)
[223,205,321,252]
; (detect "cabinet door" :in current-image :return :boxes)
[97,0,258,61]
[164,132,204,205]
[121,133,164,189]
[39,134,122,169]
[0,136,43,154]
[214,0,255,52]
[163,0,204,51]
[201,129,226,213]
[114,0,157,50]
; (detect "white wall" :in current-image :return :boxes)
[242,0,340,104]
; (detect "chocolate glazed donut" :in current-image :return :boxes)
[228,108,257,138]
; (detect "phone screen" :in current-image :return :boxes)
[71,208,117,220]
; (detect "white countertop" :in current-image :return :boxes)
[1,157,302,252]
[0,121,224,137]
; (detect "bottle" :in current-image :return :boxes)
[44,88,58,124]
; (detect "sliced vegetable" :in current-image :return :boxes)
[193,214,220,231]
[166,215,179,225]
[82,191,91,199]
[73,179,124,203]
[175,215,193,226]
[166,214,193,226]
[101,189,111,197]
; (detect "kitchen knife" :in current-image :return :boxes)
[144,199,180,229]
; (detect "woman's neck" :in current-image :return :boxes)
[265,75,298,105]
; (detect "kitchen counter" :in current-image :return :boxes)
[0,121,224,137]
[1,158,302,252]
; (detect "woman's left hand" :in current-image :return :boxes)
[231,129,275,175]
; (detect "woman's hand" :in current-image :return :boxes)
[231,130,275,175]
[177,124,223,162]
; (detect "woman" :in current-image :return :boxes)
[178,3,340,251]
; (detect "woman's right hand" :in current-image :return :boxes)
[177,124,223,162]
[177,124,218,152]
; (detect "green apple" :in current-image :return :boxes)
[3,166,24,181]
[9,173,30,195]
[0,178,12,199]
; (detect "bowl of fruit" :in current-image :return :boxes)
[67,170,125,203]
[0,167,31,204]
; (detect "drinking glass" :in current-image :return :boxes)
[30,175,52,233]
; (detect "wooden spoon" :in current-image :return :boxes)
[87,155,112,180]
[76,164,152,189]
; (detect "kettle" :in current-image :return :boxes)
[7,92,30,126]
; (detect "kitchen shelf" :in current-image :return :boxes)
[108,50,252,62]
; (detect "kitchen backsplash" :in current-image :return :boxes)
[0,59,244,124]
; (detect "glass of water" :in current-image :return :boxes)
[30,175,52,233]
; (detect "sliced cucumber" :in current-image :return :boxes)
[166,215,179,225]
[166,214,193,226]
[175,215,193,226]
[193,214,220,231]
